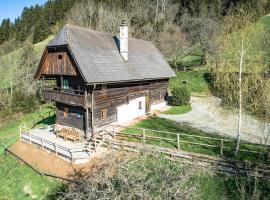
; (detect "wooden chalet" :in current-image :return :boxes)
[34,21,175,137]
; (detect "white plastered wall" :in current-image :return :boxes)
[117,96,146,125]
[150,101,167,112]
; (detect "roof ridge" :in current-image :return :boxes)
[64,24,153,43]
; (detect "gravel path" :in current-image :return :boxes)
[159,96,270,145]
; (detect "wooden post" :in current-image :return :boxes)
[85,107,89,138]
[55,141,58,156]
[41,138,44,149]
[177,134,180,150]
[69,150,74,164]
[91,85,96,135]
[143,129,146,143]
[220,139,224,156]
[29,131,32,144]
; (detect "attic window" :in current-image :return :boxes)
[58,55,63,60]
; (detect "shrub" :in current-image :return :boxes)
[11,90,40,113]
[171,86,191,105]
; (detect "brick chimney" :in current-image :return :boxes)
[120,20,128,61]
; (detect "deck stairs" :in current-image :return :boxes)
[85,129,113,152]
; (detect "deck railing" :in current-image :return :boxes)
[42,89,91,108]
[20,131,90,163]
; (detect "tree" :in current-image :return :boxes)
[33,15,50,43]
[0,18,12,44]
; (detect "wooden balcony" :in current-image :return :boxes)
[42,89,91,108]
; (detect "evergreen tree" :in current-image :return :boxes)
[0,18,12,44]
[33,15,50,43]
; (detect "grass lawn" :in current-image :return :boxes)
[0,105,60,200]
[122,116,269,164]
[169,70,210,94]
[180,55,203,67]
[162,104,192,115]
[260,15,270,29]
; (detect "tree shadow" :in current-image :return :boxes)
[203,72,215,92]
[32,115,56,129]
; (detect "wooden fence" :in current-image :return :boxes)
[114,125,270,159]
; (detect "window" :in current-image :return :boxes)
[64,107,69,118]
[63,78,69,89]
[101,109,107,120]
[58,55,63,60]
[139,101,142,110]
[77,113,82,119]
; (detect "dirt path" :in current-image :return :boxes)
[9,141,106,179]
[159,96,270,145]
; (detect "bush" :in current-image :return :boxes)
[171,86,191,105]
[11,90,40,113]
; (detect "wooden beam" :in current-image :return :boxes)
[91,84,96,134]
[85,89,89,138]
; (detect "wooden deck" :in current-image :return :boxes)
[20,126,91,164]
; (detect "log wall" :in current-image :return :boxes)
[93,80,168,127]
[56,103,86,130]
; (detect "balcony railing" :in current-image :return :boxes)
[42,88,91,108]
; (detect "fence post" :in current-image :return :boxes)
[70,150,74,164]
[220,139,224,156]
[41,138,44,149]
[29,131,32,144]
[143,129,146,143]
[177,134,180,150]
[55,141,58,156]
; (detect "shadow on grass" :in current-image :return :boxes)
[32,115,56,128]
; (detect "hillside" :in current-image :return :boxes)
[0,36,52,88]
[0,1,270,199]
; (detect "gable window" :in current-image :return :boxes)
[101,109,107,120]
[58,55,63,60]
[64,107,69,118]
[139,101,142,110]
[63,78,69,89]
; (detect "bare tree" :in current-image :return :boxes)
[235,38,244,156]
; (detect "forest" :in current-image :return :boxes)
[0,0,270,122]
[0,1,270,199]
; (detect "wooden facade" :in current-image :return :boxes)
[37,46,169,135]
[39,48,78,76]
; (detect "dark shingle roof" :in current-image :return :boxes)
[47,24,175,84]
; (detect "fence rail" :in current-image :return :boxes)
[20,132,91,163]
[115,125,270,159]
